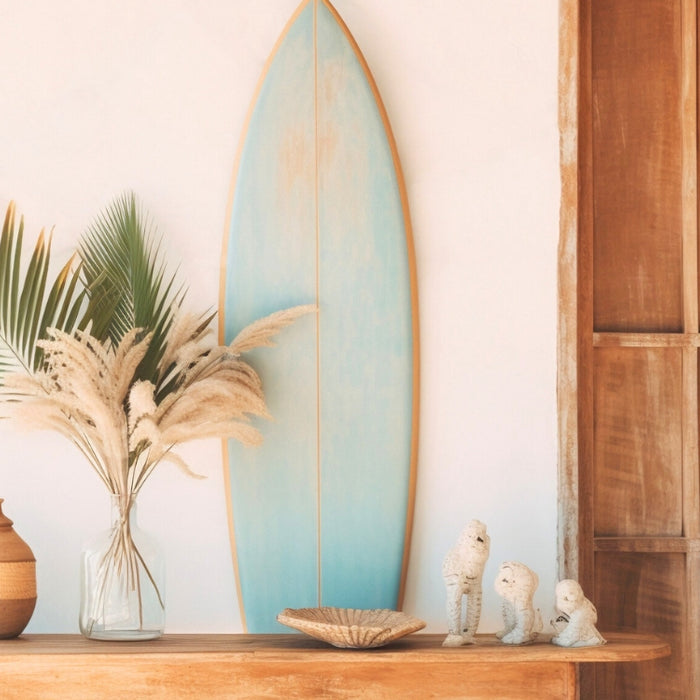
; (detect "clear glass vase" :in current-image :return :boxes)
[79,493,165,641]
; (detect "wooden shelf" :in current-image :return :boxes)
[594,536,700,553]
[592,332,700,348]
[0,632,670,699]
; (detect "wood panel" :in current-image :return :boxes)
[0,659,577,700]
[593,553,686,698]
[593,347,683,536]
[591,0,684,332]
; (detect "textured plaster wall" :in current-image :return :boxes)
[0,0,559,633]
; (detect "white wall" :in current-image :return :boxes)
[0,0,559,634]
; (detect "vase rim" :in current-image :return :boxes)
[0,499,13,528]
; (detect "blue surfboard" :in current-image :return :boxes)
[220,0,419,633]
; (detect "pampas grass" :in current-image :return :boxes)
[6,304,315,494]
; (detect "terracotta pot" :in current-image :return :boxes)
[0,499,36,638]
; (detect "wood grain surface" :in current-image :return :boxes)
[591,0,684,333]
[594,554,684,698]
[0,633,669,700]
[593,346,683,537]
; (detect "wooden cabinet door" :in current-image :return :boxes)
[575,0,699,697]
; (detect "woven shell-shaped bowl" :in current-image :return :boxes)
[276,607,426,649]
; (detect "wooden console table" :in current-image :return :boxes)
[0,632,669,699]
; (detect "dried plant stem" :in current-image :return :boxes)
[84,495,164,637]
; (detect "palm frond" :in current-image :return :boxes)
[0,202,86,390]
[79,192,184,382]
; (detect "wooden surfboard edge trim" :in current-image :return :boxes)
[313,0,323,611]
[321,0,421,610]
[220,439,247,632]
[217,0,315,632]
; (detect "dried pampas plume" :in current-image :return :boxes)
[229,305,316,354]
[6,304,315,495]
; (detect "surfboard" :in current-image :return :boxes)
[220,0,419,633]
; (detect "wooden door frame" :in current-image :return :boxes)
[558,0,581,583]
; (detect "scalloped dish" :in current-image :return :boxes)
[276,607,426,649]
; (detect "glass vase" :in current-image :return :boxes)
[79,493,165,640]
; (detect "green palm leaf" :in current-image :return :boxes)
[79,192,184,383]
[0,202,85,390]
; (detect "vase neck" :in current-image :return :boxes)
[0,499,12,529]
[109,493,137,525]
